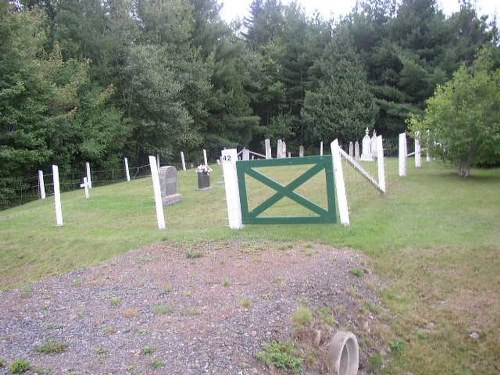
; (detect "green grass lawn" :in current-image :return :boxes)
[1,160,499,374]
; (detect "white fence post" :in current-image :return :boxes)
[52,165,63,226]
[399,133,407,177]
[85,162,92,189]
[38,170,46,200]
[124,158,131,181]
[415,133,422,168]
[203,149,208,166]
[320,141,324,156]
[180,151,186,171]
[149,155,166,230]
[222,149,243,229]
[331,140,350,226]
[265,139,272,159]
[377,135,386,193]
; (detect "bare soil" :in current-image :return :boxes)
[0,240,383,374]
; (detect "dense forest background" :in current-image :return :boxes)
[1,0,498,207]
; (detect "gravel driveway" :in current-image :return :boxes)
[0,240,382,374]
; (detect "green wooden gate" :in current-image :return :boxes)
[236,156,337,224]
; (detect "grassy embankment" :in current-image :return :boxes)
[1,160,498,374]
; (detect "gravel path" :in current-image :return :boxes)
[0,241,382,374]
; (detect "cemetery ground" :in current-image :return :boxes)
[0,162,499,374]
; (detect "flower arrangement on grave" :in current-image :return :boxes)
[196,164,213,175]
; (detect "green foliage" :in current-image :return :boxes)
[34,339,68,354]
[257,341,303,373]
[8,358,31,374]
[150,359,165,369]
[292,304,313,331]
[142,346,155,355]
[302,28,376,143]
[349,268,365,277]
[154,304,173,315]
[409,48,500,176]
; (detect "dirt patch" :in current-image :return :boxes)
[0,240,383,374]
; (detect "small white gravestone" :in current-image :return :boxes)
[299,145,304,157]
[349,142,354,158]
[360,128,373,161]
[159,166,182,206]
[355,141,360,161]
[277,139,283,159]
[320,141,324,156]
[282,141,287,158]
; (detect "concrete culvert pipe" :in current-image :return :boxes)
[327,331,359,375]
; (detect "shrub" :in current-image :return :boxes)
[34,339,67,354]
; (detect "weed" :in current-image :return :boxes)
[110,296,122,307]
[0,358,4,367]
[257,341,303,374]
[240,299,252,308]
[389,338,406,355]
[292,305,313,331]
[71,278,82,286]
[34,339,67,355]
[137,328,148,335]
[44,323,64,330]
[150,360,165,369]
[138,256,156,264]
[9,358,31,373]
[95,347,108,355]
[349,268,365,277]
[186,250,202,259]
[142,346,155,355]
[154,304,173,315]
[316,306,335,326]
[223,279,231,287]
[164,284,172,293]
[31,367,53,374]
[368,353,383,371]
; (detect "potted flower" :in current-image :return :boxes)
[196,164,213,190]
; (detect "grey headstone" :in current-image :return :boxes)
[159,166,182,206]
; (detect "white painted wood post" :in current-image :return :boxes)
[415,133,422,168]
[377,135,386,193]
[265,139,272,159]
[320,141,324,156]
[180,151,186,171]
[426,130,432,162]
[148,155,166,230]
[399,133,407,177]
[80,177,90,199]
[38,170,46,200]
[203,149,208,166]
[156,154,160,170]
[85,162,92,189]
[331,140,350,226]
[52,165,63,226]
[222,149,243,229]
[124,158,131,181]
